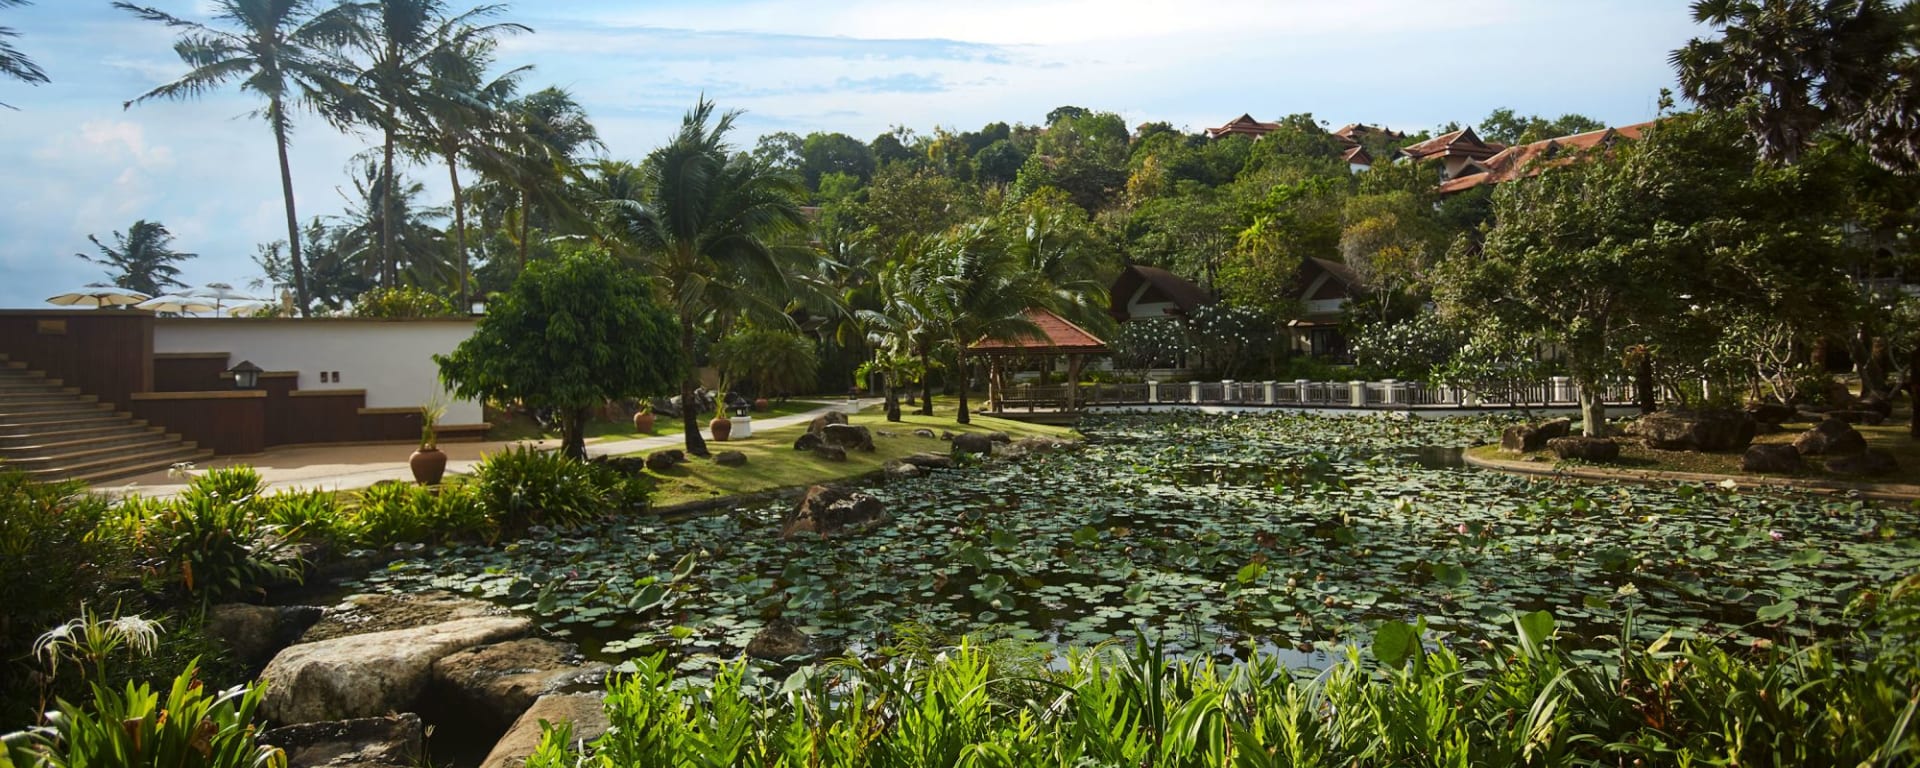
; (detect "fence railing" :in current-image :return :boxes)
[991,377,1631,412]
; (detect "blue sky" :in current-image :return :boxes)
[0,0,1704,308]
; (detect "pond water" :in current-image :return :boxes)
[341,413,1920,673]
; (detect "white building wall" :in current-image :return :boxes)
[153,318,483,424]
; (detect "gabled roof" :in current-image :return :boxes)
[970,307,1108,354]
[1332,123,1405,142]
[1304,257,1363,289]
[1343,146,1373,166]
[1437,121,1656,194]
[1206,113,1281,140]
[1394,127,1507,163]
[1108,264,1213,320]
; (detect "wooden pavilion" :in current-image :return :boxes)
[970,307,1109,412]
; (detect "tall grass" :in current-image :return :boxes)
[528,605,1920,768]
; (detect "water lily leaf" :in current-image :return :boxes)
[1372,620,1418,667]
[1756,600,1798,623]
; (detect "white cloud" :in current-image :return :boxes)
[34,120,176,170]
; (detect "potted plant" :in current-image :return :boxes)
[633,401,656,433]
[410,398,449,485]
[709,383,733,442]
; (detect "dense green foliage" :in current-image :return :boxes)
[437,251,682,458]
[471,445,651,534]
[712,328,821,401]
[524,606,1920,767]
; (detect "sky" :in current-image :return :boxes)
[0,0,1706,309]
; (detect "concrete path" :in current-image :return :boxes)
[96,399,871,499]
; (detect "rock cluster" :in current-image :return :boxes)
[1547,436,1619,463]
[1625,411,1755,452]
[782,485,888,539]
[1500,418,1570,453]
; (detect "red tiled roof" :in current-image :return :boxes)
[1437,121,1656,194]
[970,307,1108,354]
[1206,113,1281,139]
[1332,123,1405,141]
[1395,127,1506,163]
[1343,146,1373,165]
[1108,264,1213,320]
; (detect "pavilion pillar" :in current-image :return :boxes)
[1066,354,1083,411]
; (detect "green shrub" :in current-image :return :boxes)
[2,659,281,768]
[0,470,127,724]
[473,447,634,534]
[111,470,303,604]
[348,482,489,546]
[255,489,345,548]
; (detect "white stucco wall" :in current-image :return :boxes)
[154,318,483,424]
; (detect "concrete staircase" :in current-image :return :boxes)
[0,354,212,485]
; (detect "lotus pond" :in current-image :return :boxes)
[342,412,1920,672]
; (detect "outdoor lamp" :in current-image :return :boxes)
[228,360,262,389]
[733,404,748,418]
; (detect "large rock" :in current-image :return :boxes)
[1746,402,1798,426]
[884,461,923,480]
[1825,380,1860,409]
[1626,411,1755,452]
[821,423,875,452]
[479,693,611,768]
[1793,418,1867,456]
[1742,443,1803,474]
[1860,393,1894,419]
[260,713,422,768]
[1828,449,1900,477]
[744,621,812,661]
[714,450,748,467]
[793,432,825,452]
[1547,436,1620,463]
[951,432,996,457]
[782,485,887,538]
[1830,409,1888,426]
[300,592,508,644]
[205,603,323,670]
[899,453,954,469]
[1500,418,1572,453]
[808,412,849,433]
[431,639,610,732]
[645,450,686,473]
[261,616,532,724]
[813,444,847,462]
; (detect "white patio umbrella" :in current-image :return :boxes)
[137,295,219,315]
[189,283,263,316]
[46,286,151,308]
[225,301,274,317]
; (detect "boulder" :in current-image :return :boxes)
[782,485,887,538]
[884,461,923,480]
[1548,436,1620,463]
[912,429,936,438]
[1860,393,1894,419]
[1741,443,1804,474]
[205,603,323,670]
[951,432,995,457]
[988,431,1013,444]
[260,713,422,768]
[1825,380,1860,409]
[714,450,748,467]
[1012,436,1073,454]
[744,621,812,661]
[813,445,848,462]
[793,432,824,452]
[1827,449,1900,477]
[1793,418,1867,456]
[808,412,849,433]
[430,639,610,732]
[479,693,611,768]
[260,616,533,724]
[1500,418,1572,453]
[1745,402,1797,426]
[645,450,686,473]
[1830,409,1888,426]
[821,423,876,452]
[899,452,954,470]
[939,430,955,441]
[1625,411,1755,452]
[300,592,509,644]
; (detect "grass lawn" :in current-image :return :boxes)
[486,400,840,443]
[1469,410,1920,486]
[639,399,1076,509]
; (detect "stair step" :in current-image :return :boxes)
[0,394,98,409]
[26,444,211,482]
[0,404,119,424]
[0,422,159,445]
[0,377,62,391]
[5,435,193,466]
[0,430,181,457]
[0,413,138,433]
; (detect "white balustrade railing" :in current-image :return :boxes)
[988,377,1641,412]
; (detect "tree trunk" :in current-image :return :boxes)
[1910,342,1920,439]
[918,347,934,416]
[1579,382,1608,438]
[884,373,901,422]
[560,406,587,461]
[518,188,531,269]
[679,320,708,457]
[1868,335,1890,397]
[382,116,398,288]
[446,145,469,309]
[271,112,309,316]
[1635,352,1656,415]
[956,349,971,425]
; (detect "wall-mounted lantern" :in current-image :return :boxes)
[228,360,262,389]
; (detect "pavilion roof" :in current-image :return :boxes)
[970,307,1108,355]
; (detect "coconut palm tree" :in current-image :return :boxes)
[339,0,525,287]
[1006,205,1111,329]
[76,220,196,297]
[918,221,1045,424]
[857,253,943,417]
[116,0,358,315]
[405,35,526,306]
[606,98,809,456]
[332,158,452,288]
[498,86,600,268]
[1,0,48,107]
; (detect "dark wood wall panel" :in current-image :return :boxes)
[358,410,422,443]
[153,354,228,392]
[280,393,365,446]
[0,311,153,408]
[129,393,266,455]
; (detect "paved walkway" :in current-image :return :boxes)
[96,400,870,499]
[1463,449,1920,502]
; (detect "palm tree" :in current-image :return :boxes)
[857,254,942,418]
[405,35,526,306]
[498,86,601,268]
[1,0,48,108]
[1006,205,1111,329]
[332,158,452,289]
[919,221,1044,424]
[1672,0,1916,170]
[116,0,357,316]
[76,220,196,297]
[340,0,524,288]
[607,98,808,456]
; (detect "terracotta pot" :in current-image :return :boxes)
[753,398,770,412]
[633,411,656,433]
[710,417,733,442]
[409,447,447,485]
